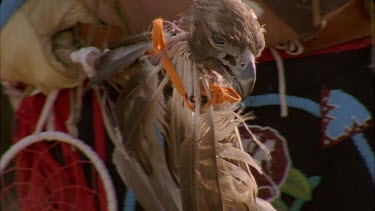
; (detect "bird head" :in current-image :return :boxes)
[181,0,265,98]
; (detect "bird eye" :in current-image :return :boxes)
[211,33,226,46]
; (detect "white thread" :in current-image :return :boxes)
[275,40,304,55]
[34,89,59,134]
[70,47,101,77]
[269,47,288,117]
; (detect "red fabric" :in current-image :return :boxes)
[92,90,106,161]
[258,37,371,62]
[92,90,107,211]
[13,90,104,210]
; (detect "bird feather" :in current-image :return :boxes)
[89,42,150,87]
[93,0,274,210]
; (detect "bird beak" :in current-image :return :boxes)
[232,60,256,98]
[217,49,256,98]
[231,50,256,98]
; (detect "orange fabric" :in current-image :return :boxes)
[151,19,166,54]
[201,83,241,110]
[151,19,193,110]
[161,54,194,110]
[150,18,241,111]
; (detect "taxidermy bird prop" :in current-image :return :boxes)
[91,0,273,210]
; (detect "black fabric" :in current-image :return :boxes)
[247,46,374,211]
[77,92,126,210]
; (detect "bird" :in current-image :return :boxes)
[91,0,273,210]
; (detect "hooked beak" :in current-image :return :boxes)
[217,49,256,99]
[232,60,256,98]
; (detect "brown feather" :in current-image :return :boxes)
[115,61,181,210]
[97,0,275,210]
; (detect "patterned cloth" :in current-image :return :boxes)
[244,44,374,211]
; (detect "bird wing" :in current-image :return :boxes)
[114,60,182,210]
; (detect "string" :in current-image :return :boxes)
[150,18,241,112]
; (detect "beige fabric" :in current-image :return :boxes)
[0,0,96,93]
[302,0,371,52]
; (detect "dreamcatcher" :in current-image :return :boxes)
[0,89,117,211]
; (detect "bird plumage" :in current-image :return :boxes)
[93,0,273,210]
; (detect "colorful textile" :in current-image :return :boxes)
[243,44,373,211]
